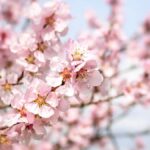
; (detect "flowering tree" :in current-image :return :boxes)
[0,0,150,149]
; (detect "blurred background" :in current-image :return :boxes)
[59,1,150,150]
[1,0,150,149]
[63,0,150,38]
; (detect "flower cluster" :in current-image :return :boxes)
[0,0,150,149]
[0,0,105,148]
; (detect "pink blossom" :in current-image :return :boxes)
[66,40,98,67]
[46,56,72,87]
[10,31,49,72]
[0,70,21,105]
[24,79,54,118]
[0,0,22,24]
[31,0,71,41]
[74,60,103,100]
[85,10,101,29]
[0,0,149,149]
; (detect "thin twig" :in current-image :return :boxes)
[108,128,150,138]
[71,93,124,108]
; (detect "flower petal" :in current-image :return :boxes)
[39,105,54,118]
[88,70,103,86]
[58,99,70,112]
[46,74,63,87]
[25,102,40,115]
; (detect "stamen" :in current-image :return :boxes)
[34,95,46,107]
[76,69,87,80]
[43,14,55,28]
[37,42,47,52]
[60,68,71,81]
[72,50,83,61]
[25,55,35,64]
[0,135,10,145]
[2,82,12,92]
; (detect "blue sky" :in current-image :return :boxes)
[59,0,150,38]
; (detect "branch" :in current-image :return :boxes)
[107,128,150,138]
[92,127,150,142]
[107,95,119,150]
[71,93,124,108]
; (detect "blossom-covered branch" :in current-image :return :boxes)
[0,0,150,149]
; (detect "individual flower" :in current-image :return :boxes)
[74,60,103,100]
[31,0,71,41]
[66,40,98,67]
[24,78,54,118]
[0,69,21,105]
[10,91,35,125]
[24,78,69,119]
[46,56,73,88]
[10,30,49,72]
[0,0,22,24]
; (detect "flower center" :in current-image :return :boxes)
[60,68,71,81]
[26,124,33,130]
[72,50,83,61]
[0,135,9,145]
[76,69,87,80]
[44,14,55,28]
[34,95,46,107]
[2,83,12,92]
[37,42,47,53]
[25,55,35,64]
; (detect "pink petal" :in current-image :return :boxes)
[26,112,35,124]
[26,64,38,72]
[84,59,97,69]
[34,51,45,63]
[33,123,46,136]
[88,70,103,86]
[55,20,67,33]
[78,84,93,100]
[58,99,70,112]
[50,57,66,72]
[11,93,24,109]
[39,105,54,118]
[56,84,74,97]
[46,94,58,108]
[49,110,59,125]
[1,92,13,105]
[24,88,37,102]
[38,82,50,97]
[7,73,18,84]
[46,74,63,87]
[25,102,40,115]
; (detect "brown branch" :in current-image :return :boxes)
[71,93,124,108]
[0,123,21,132]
